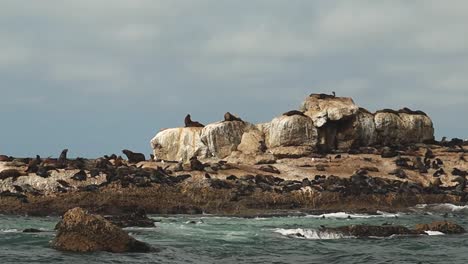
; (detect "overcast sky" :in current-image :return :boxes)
[1,0,467,158]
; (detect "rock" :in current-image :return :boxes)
[327,224,419,237]
[201,121,256,158]
[374,111,434,145]
[414,221,465,234]
[23,228,42,233]
[353,108,378,147]
[150,127,206,163]
[237,129,265,155]
[301,95,359,127]
[266,115,317,150]
[52,207,152,253]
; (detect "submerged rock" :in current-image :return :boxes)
[52,207,152,253]
[414,221,465,234]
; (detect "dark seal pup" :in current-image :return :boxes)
[122,149,146,163]
[184,114,204,127]
[223,112,243,122]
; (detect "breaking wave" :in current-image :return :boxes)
[274,228,349,240]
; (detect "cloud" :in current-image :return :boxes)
[0,0,467,156]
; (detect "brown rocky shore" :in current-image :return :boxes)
[0,94,466,217]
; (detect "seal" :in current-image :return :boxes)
[122,149,146,163]
[184,114,204,127]
[282,110,306,117]
[0,155,12,162]
[223,112,243,122]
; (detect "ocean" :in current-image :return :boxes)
[1,204,468,264]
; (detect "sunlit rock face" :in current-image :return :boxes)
[201,121,257,159]
[150,94,435,160]
[150,127,206,162]
[374,111,434,145]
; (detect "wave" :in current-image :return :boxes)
[424,231,445,236]
[274,228,348,240]
[0,228,19,233]
[414,203,468,213]
[305,211,400,219]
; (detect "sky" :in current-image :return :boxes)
[0,0,467,158]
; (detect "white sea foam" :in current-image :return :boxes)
[305,212,399,219]
[0,229,19,233]
[415,203,468,212]
[274,228,348,240]
[424,231,445,236]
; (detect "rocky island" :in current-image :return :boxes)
[0,93,467,216]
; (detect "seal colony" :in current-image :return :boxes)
[0,93,467,217]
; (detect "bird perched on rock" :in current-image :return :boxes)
[184,114,204,127]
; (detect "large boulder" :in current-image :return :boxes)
[374,110,434,145]
[266,115,317,149]
[353,108,378,147]
[237,128,265,155]
[52,207,152,253]
[150,127,207,163]
[200,121,256,158]
[301,94,359,127]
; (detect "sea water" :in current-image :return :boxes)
[1,204,468,264]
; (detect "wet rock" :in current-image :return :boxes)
[52,207,152,253]
[414,221,465,234]
[105,209,155,228]
[23,228,42,233]
[326,224,419,237]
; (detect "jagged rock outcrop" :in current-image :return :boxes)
[52,207,152,253]
[201,121,256,158]
[150,127,206,162]
[149,94,435,160]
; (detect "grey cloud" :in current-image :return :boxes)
[0,0,467,157]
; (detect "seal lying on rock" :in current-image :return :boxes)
[223,112,243,122]
[282,110,306,117]
[184,114,204,127]
[122,149,146,163]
